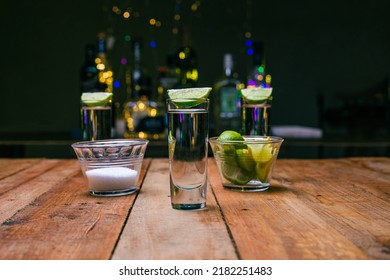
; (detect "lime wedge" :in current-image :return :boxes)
[167,87,212,108]
[249,143,274,163]
[81,92,113,106]
[236,148,255,171]
[217,130,244,141]
[241,87,272,104]
[221,160,253,185]
[217,130,247,151]
[255,161,273,182]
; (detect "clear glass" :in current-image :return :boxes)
[241,100,271,136]
[167,98,209,210]
[209,136,283,192]
[81,96,112,141]
[72,139,148,197]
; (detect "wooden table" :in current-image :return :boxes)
[0,157,389,260]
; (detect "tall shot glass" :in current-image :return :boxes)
[81,92,113,141]
[241,88,272,136]
[167,98,209,210]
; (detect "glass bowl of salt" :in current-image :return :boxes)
[72,139,149,197]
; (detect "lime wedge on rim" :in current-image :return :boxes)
[241,87,272,104]
[167,87,212,108]
[81,92,113,106]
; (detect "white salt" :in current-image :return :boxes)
[86,167,138,191]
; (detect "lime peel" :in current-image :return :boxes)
[241,87,272,104]
[81,92,113,106]
[167,87,212,108]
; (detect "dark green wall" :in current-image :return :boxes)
[1,0,390,138]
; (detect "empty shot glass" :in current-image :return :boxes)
[167,98,209,210]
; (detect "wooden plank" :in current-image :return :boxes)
[271,158,390,260]
[0,159,41,179]
[112,158,238,260]
[0,159,77,223]
[208,158,390,260]
[0,158,151,259]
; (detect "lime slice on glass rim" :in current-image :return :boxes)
[241,87,272,104]
[81,92,113,106]
[167,87,212,108]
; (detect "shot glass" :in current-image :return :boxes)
[241,97,271,136]
[72,139,148,196]
[167,98,209,210]
[81,92,113,140]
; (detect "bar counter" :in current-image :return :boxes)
[0,157,389,260]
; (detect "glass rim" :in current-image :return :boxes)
[166,97,209,102]
[71,138,149,148]
[208,136,284,144]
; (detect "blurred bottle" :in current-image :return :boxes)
[247,41,271,88]
[156,54,179,102]
[95,32,114,93]
[80,44,99,93]
[212,53,244,136]
[174,27,198,88]
[124,39,166,140]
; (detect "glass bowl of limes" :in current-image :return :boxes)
[209,131,284,192]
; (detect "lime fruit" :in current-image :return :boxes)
[217,130,244,141]
[220,161,253,185]
[241,87,272,104]
[167,87,212,108]
[249,143,274,163]
[255,161,273,182]
[217,130,247,152]
[81,92,113,106]
[236,148,255,171]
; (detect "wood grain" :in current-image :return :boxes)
[112,158,238,260]
[0,157,389,260]
[0,158,151,259]
[208,157,390,260]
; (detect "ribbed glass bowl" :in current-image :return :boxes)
[71,139,149,196]
[209,136,283,192]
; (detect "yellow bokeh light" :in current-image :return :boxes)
[174,14,180,21]
[138,132,146,139]
[138,102,146,110]
[172,27,178,34]
[95,58,101,64]
[123,11,130,18]
[112,6,121,15]
[97,63,105,70]
[150,109,157,117]
[155,21,162,27]
[266,74,272,84]
[149,18,156,25]
[179,51,185,60]
[186,70,198,81]
[245,32,252,38]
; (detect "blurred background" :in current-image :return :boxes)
[1,0,390,158]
